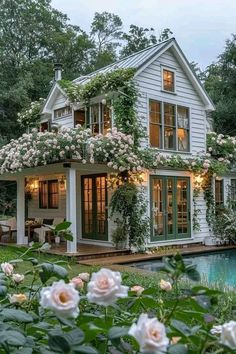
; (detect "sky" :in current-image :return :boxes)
[52,0,236,70]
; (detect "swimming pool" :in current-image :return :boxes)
[127,249,236,287]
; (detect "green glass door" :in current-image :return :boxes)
[150,176,190,241]
[81,174,108,241]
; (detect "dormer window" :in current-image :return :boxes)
[163,68,175,92]
[54,106,72,119]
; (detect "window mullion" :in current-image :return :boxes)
[175,105,178,151]
[161,102,164,149]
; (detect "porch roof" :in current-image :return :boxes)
[0,160,112,180]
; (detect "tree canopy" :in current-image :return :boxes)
[0,0,173,142]
[203,35,236,135]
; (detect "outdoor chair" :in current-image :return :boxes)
[0,217,17,243]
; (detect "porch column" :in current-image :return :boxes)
[17,176,26,245]
[66,168,78,253]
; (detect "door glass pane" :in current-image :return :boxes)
[152,178,164,237]
[176,179,188,234]
[96,176,106,235]
[83,178,93,234]
[167,178,174,235]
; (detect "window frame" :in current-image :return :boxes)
[162,66,176,94]
[39,179,59,209]
[215,178,224,208]
[54,106,72,120]
[148,99,190,153]
[87,102,112,135]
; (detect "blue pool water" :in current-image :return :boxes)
[128,249,236,287]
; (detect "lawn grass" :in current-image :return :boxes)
[0,245,235,323]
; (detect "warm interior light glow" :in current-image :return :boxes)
[178,128,186,140]
[195,174,203,185]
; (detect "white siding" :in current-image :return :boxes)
[52,92,73,128]
[135,48,207,155]
[28,174,66,220]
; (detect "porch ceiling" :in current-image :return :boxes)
[0,160,112,180]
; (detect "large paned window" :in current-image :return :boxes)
[149,100,190,152]
[39,180,59,209]
[87,103,112,135]
[177,106,189,151]
[149,100,162,148]
[54,106,72,119]
[164,103,176,149]
[163,69,175,92]
[215,179,224,208]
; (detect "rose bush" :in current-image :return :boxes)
[0,247,234,353]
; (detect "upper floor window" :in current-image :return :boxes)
[54,106,72,119]
[39,180,59,209]
[163,69,175,92]
[89,103,112,135]
[149,100,190,152]
[215,179,224,209]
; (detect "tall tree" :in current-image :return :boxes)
[120,25,173,58]
[204,35,236,135]
[90,12,123,70]
[0,0,93,140]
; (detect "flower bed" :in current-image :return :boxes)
[0,247,235,353]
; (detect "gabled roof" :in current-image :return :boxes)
[43,38,215,112]
[73,38,172,85]
[42,82,67,114]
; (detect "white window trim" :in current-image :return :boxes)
[54,106,72,120]
[161,66,177,94]
[147,96,191,153]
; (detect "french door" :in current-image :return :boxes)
[150,176,191,241]
[81,174,108,241]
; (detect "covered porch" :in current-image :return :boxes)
[0,161,113,253]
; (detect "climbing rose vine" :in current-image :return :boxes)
[0,126,144,175]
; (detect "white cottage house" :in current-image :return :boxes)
[0,38,221,253]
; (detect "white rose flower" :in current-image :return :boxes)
[159,279,172,292]
[12,273,24,283]
[87,268,128,306]
[220,321,236,349]
[78,272,90,282]
[1,262,14,276]
[210,325,222,335]
[129,314,169,353]
[9,293,27,304]
[40,280,80,318]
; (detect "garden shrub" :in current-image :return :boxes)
[0,245,235,353]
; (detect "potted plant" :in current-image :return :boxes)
[111,219,128,249]
[46,221,73,246]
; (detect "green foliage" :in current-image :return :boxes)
[110,182,150,248]
[120,25,173,57]
[0,251,234,353]
[17,98,44,130]
[90,12,123,70]
[204,34,236,135]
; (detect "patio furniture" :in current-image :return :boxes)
[34,217,65,243]
[0,217,17,243]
